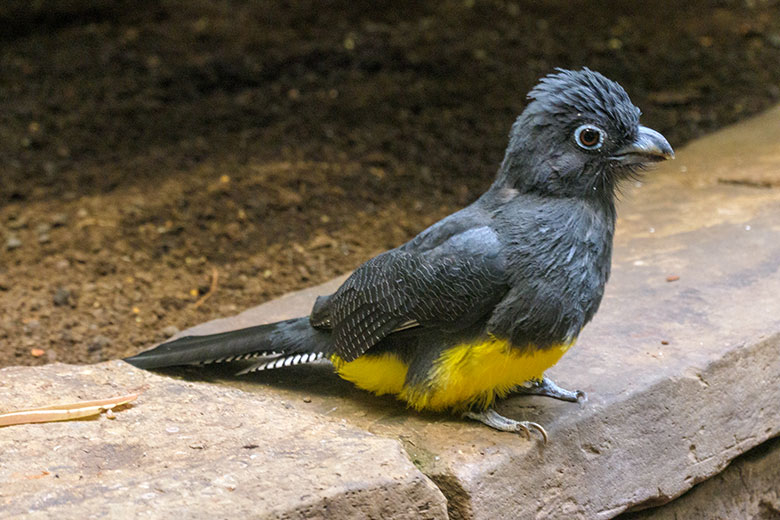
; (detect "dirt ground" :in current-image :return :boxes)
[2,0,780,367]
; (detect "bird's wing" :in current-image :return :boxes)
[318,226,508,362]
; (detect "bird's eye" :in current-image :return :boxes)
[574,124,605,150]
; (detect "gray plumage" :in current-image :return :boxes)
[126,68,673,393]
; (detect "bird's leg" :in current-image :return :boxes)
[463,408,548,443]
[512,376,586,403]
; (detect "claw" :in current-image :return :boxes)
[526,422,548,444]
[463,408,548,443]
[516,423,531,440]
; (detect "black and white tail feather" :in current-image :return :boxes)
[235,351,326,375]
[124,317,331,375]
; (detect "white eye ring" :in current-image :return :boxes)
[574,124,605,150]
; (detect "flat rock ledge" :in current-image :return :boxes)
[3,106,780,519]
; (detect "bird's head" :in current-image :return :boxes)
[496,68,674,201]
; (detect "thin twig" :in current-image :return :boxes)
[193,266,219,308]
[0,393,139,427]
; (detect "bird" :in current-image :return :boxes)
[125,68,673,441]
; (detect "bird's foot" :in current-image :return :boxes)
[463,408,548,443]
[513,376,586,403]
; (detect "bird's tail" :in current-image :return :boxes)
[124,317,332,374]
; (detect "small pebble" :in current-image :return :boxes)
[6,235,22,250]
[162,325,180,338]
[35,223,51,234]
[38,233,51,244]
[53,287,71,306]
[666,275,680,282]
[51,213,69,227]
[24,320,41,334]
[88,335,112,353]
[302,397,312,403]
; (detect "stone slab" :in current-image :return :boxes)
[622,436,780,519]
[3,106,780,519]
[163,105,780,518]
[0,362,447,519]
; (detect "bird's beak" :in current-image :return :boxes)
[612,125,675,165]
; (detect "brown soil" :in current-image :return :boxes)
[2,0,780,367]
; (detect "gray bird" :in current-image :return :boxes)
[126,68,674,441]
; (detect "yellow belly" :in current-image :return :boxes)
[331,338,573,412]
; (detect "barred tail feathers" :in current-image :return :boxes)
[124,317,330,372]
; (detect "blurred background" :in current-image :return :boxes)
[2,0,780,367]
